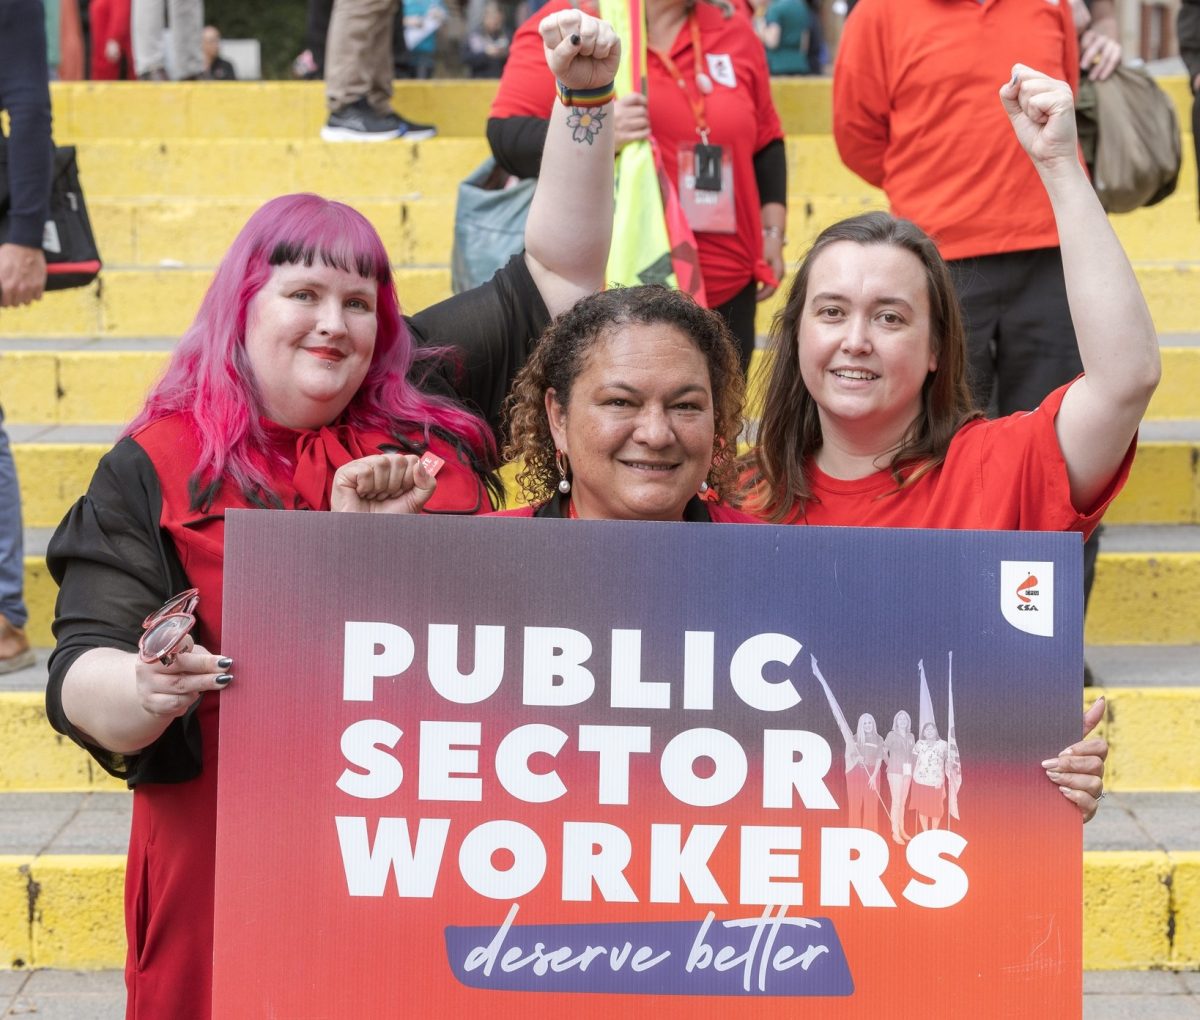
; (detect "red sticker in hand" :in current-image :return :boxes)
[420,451,445,477]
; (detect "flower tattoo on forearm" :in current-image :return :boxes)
[566,105,607,145]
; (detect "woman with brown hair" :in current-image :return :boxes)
[745,66,1157,543]
[742,66,1148,821]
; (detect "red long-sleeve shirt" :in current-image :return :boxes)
[491,0,784,304]
[832,0,1079,261]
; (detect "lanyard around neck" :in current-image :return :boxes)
[649,11,712,141]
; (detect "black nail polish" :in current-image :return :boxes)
[216,674,233,686]
[217,656,233,669]
[570,32,581,45]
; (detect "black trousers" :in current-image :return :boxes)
[948,247,1100,606]
[712,278,758,379]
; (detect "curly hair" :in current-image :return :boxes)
[503,286,746,508]
[742,211,981,522]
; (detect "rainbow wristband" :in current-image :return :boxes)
[556,80,616,108]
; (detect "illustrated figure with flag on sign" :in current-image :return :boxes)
[845,713,886,831]
[883,709,915,844]
[912,722,949,832]
[811,656,889,827]
[911,658,952,831]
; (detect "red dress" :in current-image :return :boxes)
[47,417,491,1020]
[44,254,551,1020]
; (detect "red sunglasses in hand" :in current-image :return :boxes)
[138,588,200,666]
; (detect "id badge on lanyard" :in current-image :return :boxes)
[655,14,736,234]
[677,138,735,233]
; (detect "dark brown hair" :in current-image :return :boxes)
[744,212,980,522]
[503,286,745,507]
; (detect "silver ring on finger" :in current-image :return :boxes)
[1096,791,1105,801]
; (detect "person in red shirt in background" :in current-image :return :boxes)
[832,0,1115,659]
[488,0,787,376]
[90,0,134,79]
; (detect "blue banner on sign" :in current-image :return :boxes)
[446,905,854,996]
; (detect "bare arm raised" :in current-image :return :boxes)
[523,10,620,318]
[999,65,1160,513]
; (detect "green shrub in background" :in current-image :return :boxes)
[204,0,308,79]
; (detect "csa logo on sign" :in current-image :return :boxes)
[1000,561,1054,637]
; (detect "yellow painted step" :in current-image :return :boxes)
[1103,442,1200,526]
[45,78,831,142]
[80,134,1188,206]
[0,695,125,794]
[5,688,1195,794]
[80,180,1200,271]
[1085,688,1200,793]
[52,80,500,140]
[47,77,1196,142]
[58,131,1196,210]
[5,345,1196,429]
[1082,850,1199,970]
[12,444,111,531]
[68,138,492,201]
[0,351,165,426]
[1,850,1194,970]
[18,550,1200,648]
[2,262,1198,339]
[0,854,125,970]
[1084,553,1200,645]
[88,197,459,269]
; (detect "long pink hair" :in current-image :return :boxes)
[125,194,497,509]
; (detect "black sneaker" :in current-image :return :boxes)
[384,111,437,141]
[321,98,402,142]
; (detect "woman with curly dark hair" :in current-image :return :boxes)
[497,285,758,522]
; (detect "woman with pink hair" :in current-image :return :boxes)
[44,13,619,1019]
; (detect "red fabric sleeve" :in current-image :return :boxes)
[980,380,1135,539]
[114,0,131,41]
[831,0,889,188]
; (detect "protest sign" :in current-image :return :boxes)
[214,512,1083,1017]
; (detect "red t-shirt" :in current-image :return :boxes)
[491,0,784,304]
[781,382,1132,538]
[832,0,1079,261]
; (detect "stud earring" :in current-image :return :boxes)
[698,480,710,494]
[555,449,571,494]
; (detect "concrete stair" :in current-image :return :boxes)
[0,78,1197,987]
